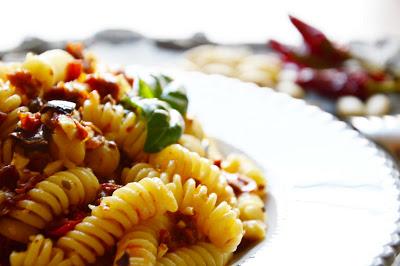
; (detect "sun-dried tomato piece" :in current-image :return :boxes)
[44,82,89,106]
[7,70,40,99]
[65,60,83,82]
[85,73,120,100]
[65,42,84,59]
[18,112,41,132]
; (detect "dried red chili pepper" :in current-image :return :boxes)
[296,68,370,99]
[269,16,350,69]
[47,211,86,238]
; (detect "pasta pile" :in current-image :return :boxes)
[0,44,268,266]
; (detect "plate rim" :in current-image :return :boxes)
[126,68,400,265]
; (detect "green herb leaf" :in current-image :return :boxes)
[121,97,184,153]
[138,79,155,98]
[160,82,189,116]
[137,74,188,115]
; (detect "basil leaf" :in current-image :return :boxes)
[145,108,183,152]
[137,74,188,115]
[121,97,184,153]
[160,82,188,116]
[139,74,172,98]
[138,79,155,98]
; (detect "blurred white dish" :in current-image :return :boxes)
[171,72,400,266]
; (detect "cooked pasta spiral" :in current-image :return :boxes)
[167,175,243,252]
[56,177,178,264]
[0,48,268,265]
[0,82,27,140]
[2,167,99,241]
[0,81,22,114]
[114,215,171,266]
[122,163,170,184]
[82,91,147,160]
[85,140,120,177]
[10,234,71,266]
[156,242,231,266]
[222,153,266,188]
[178,134,206,157]
[238,193,266,240]
[50,115,91,166]
[0,107,28,141]
[150,144,236,206]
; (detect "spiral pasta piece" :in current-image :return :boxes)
[0,81,26,140]
[56,177,178,264]
[122,163,170,184]
[222,153,266,188]
[10,235,71,266]
[50,115,92,166]
[85,140,120,177]
[82,91,147,160]
[2,167,99,241]
[237,193,266,240]
[156,242,231,266]
[150,144,236,206]
[114,215,171,266]
[178,134,206,157]
[0,81,22,114]
[167,175,243,252]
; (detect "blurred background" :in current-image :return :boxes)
[2,0,400,119]
[1,0,399,49]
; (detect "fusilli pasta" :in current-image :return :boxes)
[122,163,169,184]
[82,91,147,161]
[10,234,71,266]
[1,168,99,241]
[114,216,171,266]
[167,175,243,252]
[0,47,268,266]
[56,177,177,264]
[150,144,236,206]
[238,193,266,240]
[156,242,231,266]
[50,115,92,166]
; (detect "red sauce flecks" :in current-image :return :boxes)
[85,73,120,100]
[7,70,40,99]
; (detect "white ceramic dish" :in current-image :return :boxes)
[169,71,400,266]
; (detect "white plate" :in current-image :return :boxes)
[172,72,400,266]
